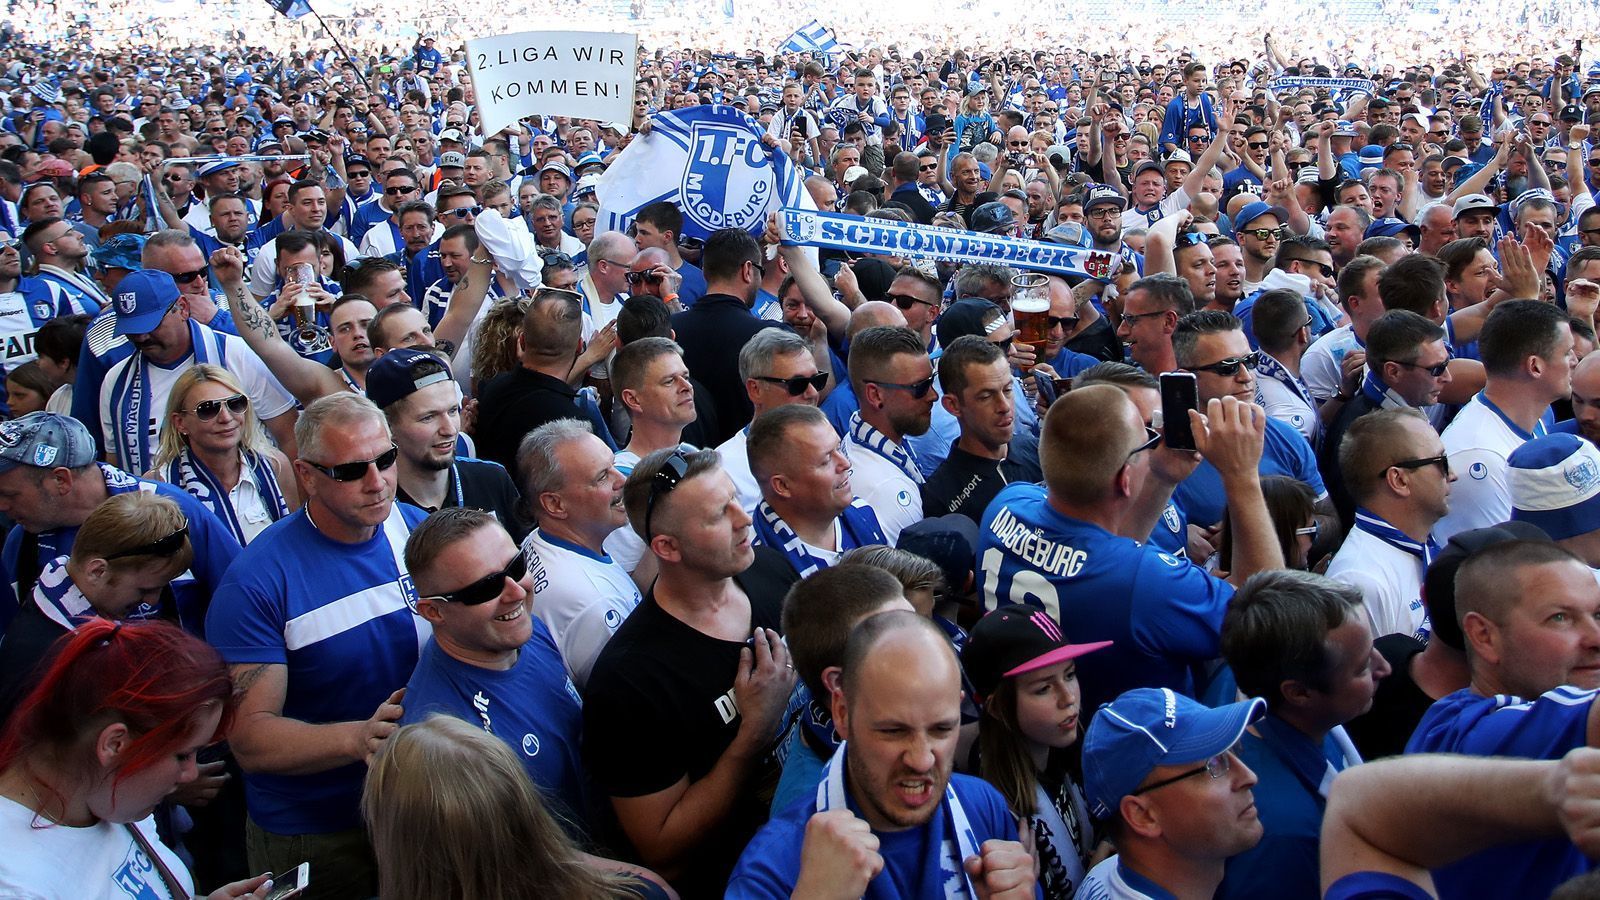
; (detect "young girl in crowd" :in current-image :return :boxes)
[961,604,1112,900]
[363,715,676,900]
[149,365,298,546]
[0,619,275,899]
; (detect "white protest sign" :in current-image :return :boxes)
[467,30,636,137]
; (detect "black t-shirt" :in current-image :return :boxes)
[395,458,529,542]
[476,367,612,471]
[1342,632,1434,760]
[582,546,798,898]
[1065,316,1123,363]
[0,599,69,729]
[922,445,1043,524]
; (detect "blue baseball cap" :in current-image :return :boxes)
[92,233,146,272]
[1357,144,1385,168]
[1083,687,1265,820]
[1365,216,1421,242]
[1510,434,1600,540]
[1234,201,1288,233]
[196,159,241,178]
[0,413,97,474]
[112,270,182,336]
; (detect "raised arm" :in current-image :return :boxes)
[210,246,346,405]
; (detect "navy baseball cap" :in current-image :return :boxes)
[1365,217,1421,242]
[112,270,182,336]
[365,347,454,409]
[0,413,97,473]
[1234,201,1288,232]
[1083,687,1265,820]
[1423,521,1551,652]
[897,513,980,598]
[1081,183,1127,212]
[936,298,1005,347]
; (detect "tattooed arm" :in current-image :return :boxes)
[228,662,406,773]
[210,246,347,406]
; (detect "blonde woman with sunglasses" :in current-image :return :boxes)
[149,364,299,546]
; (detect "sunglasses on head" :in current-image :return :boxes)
[756,372,830,396]
[303,444,399,482]
[644,448,692,538]
[423,551,528,605]
[1190,351,1261,377]
[867,374,936,399]
[105,525,190,561]
[185,393,248,421]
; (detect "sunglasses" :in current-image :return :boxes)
[756,372,830,396]
[347,169,371,178]
[887,292,936,311]
[1190,351,1262,376]
[445,205,482,220]
[104,525,190,561]
[867,375,936,399]
[171,266,209,284]
[1389,454,1450,478]
[626,270,664,286]
[185,393,248,421]
[303,444,399,482]
[1187,134,1211,143]
[1285,257,1334,278]
[1241,227,1285,241]
[919,163,938,171]
[385,185,418,195]
[1049,314,1079,329]
[1430,130,1449,138]
[1126,425,1161,460]
[423,551,528,605]
[1394,358,1450,377]
[643,448,692,538]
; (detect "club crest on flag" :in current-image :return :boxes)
[682,120,772,234]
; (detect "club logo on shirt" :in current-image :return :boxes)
[1565,458,1600,493]
[33,300,51,320]
[398,574,419,613]
[1161,505,1181,534]
[112,842,162,900]
[521,733,540,757]
[1469,462,1488,480]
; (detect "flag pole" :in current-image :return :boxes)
[308,7,381,98]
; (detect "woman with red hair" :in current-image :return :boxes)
[0,619,275,899]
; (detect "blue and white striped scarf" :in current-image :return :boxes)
[751,497,886,578]
[848,410,924,485]
[164,447,289,546]
[107,319,228,476]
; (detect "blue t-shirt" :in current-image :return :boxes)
[401,618,589,834]
[1323,871,1433,900]
[676,261,709,307]
[727,771,1028,899]
[976,482,1234,714]
[1173,415,1326,527]
[0,464,240,633]
[1405,686,1597,898]
[1146,500,1188,558]
[205,503,430,834]
[1235,289,1337,349]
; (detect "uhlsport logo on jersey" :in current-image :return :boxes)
[681,119,773,234]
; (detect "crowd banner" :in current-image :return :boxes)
[597,104,812,241]
[779,209,1124,281]
[1268,76,1376,100]
[466,31,636,137]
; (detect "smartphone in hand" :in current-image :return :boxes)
[1159,372,1200,452]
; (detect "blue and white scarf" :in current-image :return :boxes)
[1256,353,1316,412]
[163,447,289,547]
[1354,507,1440,569]
[817,741,981,899]
[751,497,886,577]
[848,411,925,485]
[33,554,168,627]
[108,320,227,477]
[1359,369,1412,410]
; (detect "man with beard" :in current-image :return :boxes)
[727,610,1036,899]
[370,349,522,537]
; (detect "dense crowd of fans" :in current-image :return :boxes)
[7,7,1600,899]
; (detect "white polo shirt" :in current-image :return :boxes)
[1433,392,1550,543]
[1325,515,1431,640]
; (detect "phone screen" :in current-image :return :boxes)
[264,862,309,900]
[1159,372,1199,452]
